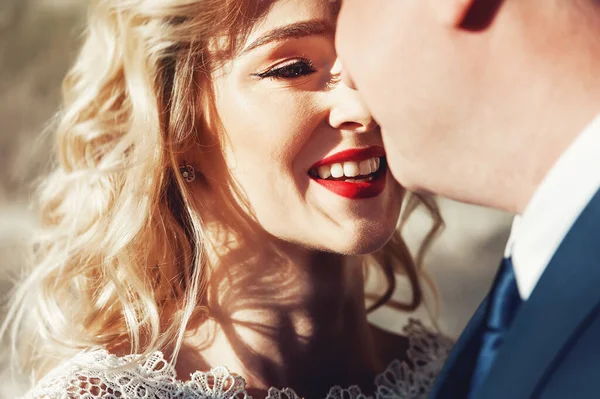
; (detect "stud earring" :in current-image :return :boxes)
[179,161,196,183]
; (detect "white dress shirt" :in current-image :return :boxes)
[505,114,600,300]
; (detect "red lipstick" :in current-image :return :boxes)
[309,146,387,200]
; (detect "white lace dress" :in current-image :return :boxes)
[23,319,452,399]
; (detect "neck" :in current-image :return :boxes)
[180,229,380,397]
[466,2,600,214]
[501,97,598,215]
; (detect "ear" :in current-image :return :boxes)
[429,0,476,27]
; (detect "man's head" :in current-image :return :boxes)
[336,0,600,212]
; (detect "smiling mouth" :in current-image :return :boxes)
[308,156,383,182]
[308,146,388,199]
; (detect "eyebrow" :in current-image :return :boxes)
[241,20,335,55]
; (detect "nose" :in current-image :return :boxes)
[328,60,377,133]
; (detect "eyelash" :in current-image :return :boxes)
[254,59,317,80]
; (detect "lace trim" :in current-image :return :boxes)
[25,319,452,399]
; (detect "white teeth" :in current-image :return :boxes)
[369,158,378,174]
[317,165,331,179]
[343,161,360,177]
[312,157,382,180]
[358,159,371,175]
[330,163,344,178]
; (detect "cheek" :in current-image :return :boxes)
[221,89,318,165]
[336,2,360,61]
[337,3,377,83]
[217,90,321,226]
[337,7,404,128]
[379,135,411,188]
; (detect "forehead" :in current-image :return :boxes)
[245,0,338,43]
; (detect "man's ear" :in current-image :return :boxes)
[429,0,476,27]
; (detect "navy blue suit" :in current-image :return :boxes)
[430,189,600,399]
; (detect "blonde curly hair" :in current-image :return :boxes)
[2,0,443,382]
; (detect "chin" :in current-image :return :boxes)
[329,223,398,255]
[325,201,402,255]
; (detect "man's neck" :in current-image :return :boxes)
[499,3,600,214]
[509,107,597,215]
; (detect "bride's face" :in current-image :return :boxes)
[211,0,403,254]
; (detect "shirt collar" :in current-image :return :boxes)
[506,114,600,299]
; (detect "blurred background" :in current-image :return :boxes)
[0,0,513,397]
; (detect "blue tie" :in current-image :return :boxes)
[468,257,523,398]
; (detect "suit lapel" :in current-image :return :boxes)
[429,298,488,399]
[475,189,600,399]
